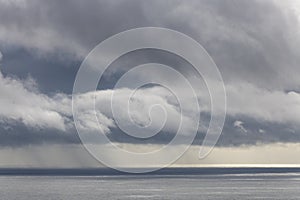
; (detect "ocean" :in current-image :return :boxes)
[0,168,299,200]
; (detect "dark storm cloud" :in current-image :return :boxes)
[0,0,299,93]
[0,0,151,57]
[218,115,300,147]
[0,121,80,147]
[0,48,80,94]
[1,0,299,90]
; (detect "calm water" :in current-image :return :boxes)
[0,173,300,200]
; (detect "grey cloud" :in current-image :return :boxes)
[1,0,299,90]
[0,48,80,94]
[218,115,300,147]
[160,0,300,90]
[0,121,80,147]
[0,0,150,58]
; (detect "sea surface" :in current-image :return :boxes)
[0,168,300,200]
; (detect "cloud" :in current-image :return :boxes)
[0,0,299,92]
[0,0,151,59]
[1,68,300,147]
[0,71,71,131]
[73,86,201,145]
[0,69,200,145]
[233,120,247,133]
[0,51,2,61]
[0,0,300,148]
[259,129,266,134]
[226,83,300,125]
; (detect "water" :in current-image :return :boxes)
[0,173,299,199]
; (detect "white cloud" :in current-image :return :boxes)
[171,79,300,126]
[74,87,198,137]
[0,71,71,131]
[233,120,247,133]
[1,69,300,140]
[259,129,266,134]
[0,70,198,137]
[195,81,300,125]
[278,0,300,22]
[226,83,300,124]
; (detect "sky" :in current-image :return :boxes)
[0,0,300,168]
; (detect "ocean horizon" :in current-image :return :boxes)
[0,167,300,200]
[1,167,300,176]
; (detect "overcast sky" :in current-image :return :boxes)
[0,0,300,168]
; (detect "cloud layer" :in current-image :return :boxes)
[0,67,300,147]
[0,0,300,150]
